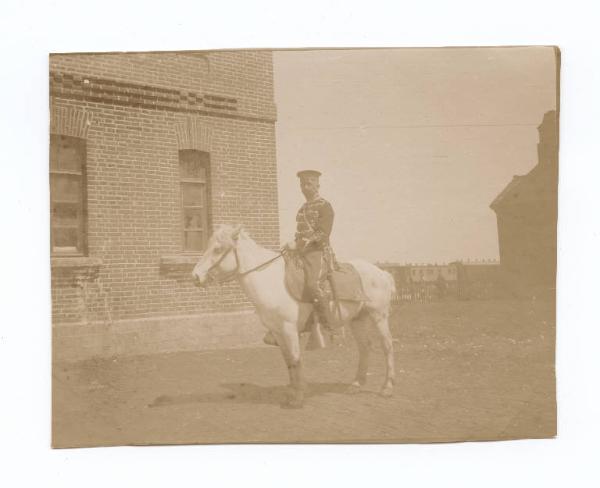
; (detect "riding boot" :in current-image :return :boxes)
[313,297,337,330]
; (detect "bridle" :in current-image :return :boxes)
[203,244,284,285]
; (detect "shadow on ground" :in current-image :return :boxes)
[148,381,366,408]
[53,300,556,446]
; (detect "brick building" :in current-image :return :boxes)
[490,110,558,294]
[50,51,279,361]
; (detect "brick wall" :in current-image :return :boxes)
[50,51,279,336]
[49,51,276,121]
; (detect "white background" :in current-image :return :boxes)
[1,1,599,486]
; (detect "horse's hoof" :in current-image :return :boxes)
[346,382,364,395]
[380,387,393,398]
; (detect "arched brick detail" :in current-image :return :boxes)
[174,117,212,151]
[50,105,93,138]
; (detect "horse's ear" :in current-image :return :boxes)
[231,223,244,241]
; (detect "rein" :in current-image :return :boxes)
[205,246,284,285]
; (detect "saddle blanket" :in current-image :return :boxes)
[284,258,369,303]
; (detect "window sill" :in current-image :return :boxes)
[160,254,203,278]
[160,254,203,267]
[51,256,103,281]
[51,256,103,268]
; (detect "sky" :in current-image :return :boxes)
[273,47,557,264]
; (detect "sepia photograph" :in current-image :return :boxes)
[50,46,559,447]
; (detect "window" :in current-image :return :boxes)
[179,150,211,252]
[50,134,87,255]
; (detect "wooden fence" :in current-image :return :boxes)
[384,263,503,303]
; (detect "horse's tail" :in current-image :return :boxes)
[383,270,396,301]
[387,271,397,294]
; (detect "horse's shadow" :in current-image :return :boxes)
[148,382,363,408]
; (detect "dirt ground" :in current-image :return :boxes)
[52,298,556,447]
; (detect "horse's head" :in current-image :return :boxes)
[192,224,244,287]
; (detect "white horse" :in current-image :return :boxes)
[192,224,396,408]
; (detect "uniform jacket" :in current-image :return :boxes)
[294,196,334,253]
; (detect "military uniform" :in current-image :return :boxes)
[292,169,339,330]
[263,170,337,346]
[294,196,335,302]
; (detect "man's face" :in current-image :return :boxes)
[300,178,319,200]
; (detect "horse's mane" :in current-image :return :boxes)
[210,224,251,247]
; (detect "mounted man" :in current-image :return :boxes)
[191,172,397,400]
[264,169,338,345]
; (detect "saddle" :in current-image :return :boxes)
[284,254,369,303]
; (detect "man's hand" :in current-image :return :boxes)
[284,240,297,251]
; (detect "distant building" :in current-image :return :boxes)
[377,262,457,285]
[378,260,500,302]
[405,263,458,283]
[490,110,558,290]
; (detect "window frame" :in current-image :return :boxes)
[50,134,88,257]
[178,149,211,254]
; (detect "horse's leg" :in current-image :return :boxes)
[276,322,305,409]
[373,315,395,397]
[348,311,371,393]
